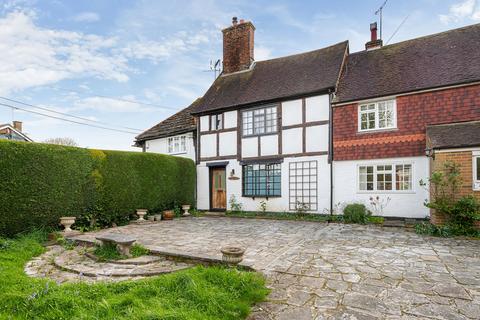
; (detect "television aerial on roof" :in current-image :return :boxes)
[375,0,388,40]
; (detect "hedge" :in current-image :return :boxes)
[0,140,195,236]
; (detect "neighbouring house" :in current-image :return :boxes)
[136,18,480,219]
[0,121,32,142]
[134,100,199,161]
[425,121,480,224]
[332,23,480,219]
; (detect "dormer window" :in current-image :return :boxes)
[358,99,396,132]
[211,114,223,130]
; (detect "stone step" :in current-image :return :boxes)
[383,219,405,227]
[203,211,226,217]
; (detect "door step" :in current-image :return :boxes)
[203,211,226,217]
[383,219,405,228]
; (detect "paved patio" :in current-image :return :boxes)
[73,217,480,319]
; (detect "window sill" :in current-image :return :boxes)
[241,195,282,198]
[356,190,415,195]
[168,151,187,155]
[242,131,278,139]
[357,127,398,135]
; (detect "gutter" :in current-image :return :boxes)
[328,90,334,221]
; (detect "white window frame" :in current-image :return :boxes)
[242,105,278,137]
[167,135,187,154]
[358,99,397,132]
[473,151,480,191]
[357,162,414,193]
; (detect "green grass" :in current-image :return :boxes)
[0,232,269,319]
[93,243,150,261]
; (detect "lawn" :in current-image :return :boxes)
[0,232,268,320]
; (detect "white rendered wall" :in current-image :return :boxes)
[282,99,303,126]
[200,134,217,158]
[260,135,278,156]
[242,137,258,158]
[145,132,195,161]
[306,95,329,122]
[333,156,430,218]
[197,155,330,212]
[306,125,329,152]
[200,116,209,132]
[224,111,237,128]
[219,131,237,156]
[282,128,302,154]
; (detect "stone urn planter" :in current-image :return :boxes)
[136,209,147,221]
[221,246,245,264]
[59,216,76,232]
[163,210,174,220]
[182,204,191,216]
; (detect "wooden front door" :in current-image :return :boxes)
[211,167,226,210]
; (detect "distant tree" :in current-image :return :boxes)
[43,137,78,147]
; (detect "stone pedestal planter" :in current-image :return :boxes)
[182,205,191,216]
[221,246,245,264]
[136,209,147,221]
[163,210,174,220]
[60,217,76,232]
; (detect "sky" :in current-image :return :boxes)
[0,0,479,151]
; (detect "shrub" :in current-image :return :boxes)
[343,203,371,224]
[0,140,195,236]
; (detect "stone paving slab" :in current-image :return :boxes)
[71,217,480,319]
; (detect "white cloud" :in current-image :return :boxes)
[72,12,100,23]
[439,0,480,24]
[0,11,130,95]
[72,96,152,113]
[255,46,272,61]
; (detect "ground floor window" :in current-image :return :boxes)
[289,161,318,211]
[167,135,186,154]
[358,163,412,191]
[242,163,281,197]
[474,152,480,190]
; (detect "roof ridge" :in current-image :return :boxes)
[350,22,480,56]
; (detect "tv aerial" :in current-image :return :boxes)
[375,0,388,40]
[203,59,222,80]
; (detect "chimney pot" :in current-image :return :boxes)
[365,21,383,51]
[239,19,245,24]
[232,17,238,26]
[12,121,22,132]
[370,22,378,41]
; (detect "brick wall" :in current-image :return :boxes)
[333,84,480,160]
[222,21,255,74]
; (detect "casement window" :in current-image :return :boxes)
[167,135,186,154]
[242,105,277,136]
[474,152,480,190]
[211,114,223,130]
[358,163,412,192]
[242,163,281,197]
[289,161,318,211]
[358,100,396,132]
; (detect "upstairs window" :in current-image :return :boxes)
[474,152,480,190]
[242,105,277,136]
[358,100,396,132]
[243,163,281,197]
[167,135,186,154]
[358,163,412,192]
[211,114,223,130]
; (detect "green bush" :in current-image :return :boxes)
[415,221,480,238]
[343,203,371,224]
[0,140,195,236]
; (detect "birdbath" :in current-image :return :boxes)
[221,246,245,264]
[136,209,147,221]
[182,204,191,216]
[59,216,76,232]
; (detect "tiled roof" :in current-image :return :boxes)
[191,41,348,114]
[335,23,480,103]
[135,99,199,142]
[427,121,480,149]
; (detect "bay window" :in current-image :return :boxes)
[359,163,412,192]
[359,100,396,132]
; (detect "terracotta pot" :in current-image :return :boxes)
[221,246,245,264]
[163,210,174,220]
[474,220,480,230]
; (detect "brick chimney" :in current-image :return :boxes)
[12,121,22,132]
[365,22,383,51]
[222,17,255,74]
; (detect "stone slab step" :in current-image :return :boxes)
[383,220,405,227]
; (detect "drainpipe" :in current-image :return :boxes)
[328,90,334,221]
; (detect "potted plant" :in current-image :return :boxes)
[182,204,191,216]
[163,210,174,220]
[221,246,245,264]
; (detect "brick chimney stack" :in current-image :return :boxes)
[12,121,22,132]
[222,17,255,74]
[365,22,383,51]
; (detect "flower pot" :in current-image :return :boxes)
[60,216,76,232]
[182,204,191,216]
[154,214,162,221]
[474,220,480,230]
[163,210,174,220]
[147,215,155,221]
[136,209,147,221]
[221,246,245,264]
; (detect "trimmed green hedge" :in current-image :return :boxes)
[0,140,195,236]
